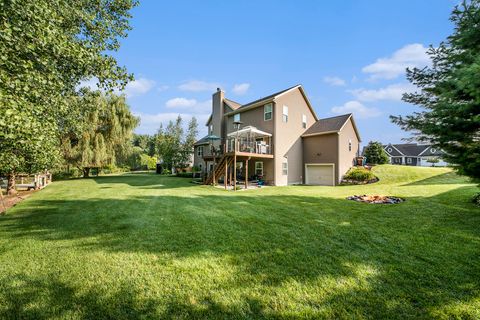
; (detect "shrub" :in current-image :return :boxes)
[176,172,193,178]
[473,193,480,206]
[161,169,171,175]
[343,167,376,182]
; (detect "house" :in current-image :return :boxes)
[382,143,448,166]
[193,85,361,186]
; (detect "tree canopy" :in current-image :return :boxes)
[391,0,480,181]
[0,0,137,193]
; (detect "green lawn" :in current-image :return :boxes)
[0,165,479,319]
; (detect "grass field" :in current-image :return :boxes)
[0,165,479,319]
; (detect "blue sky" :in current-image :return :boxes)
[108,0,456,144]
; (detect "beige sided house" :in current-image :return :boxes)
[193,85,361,186]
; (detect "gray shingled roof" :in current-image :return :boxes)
[234,84,300,111]
[382,143,445,157]
[302,114,352,136]
[194,135,210,146]
[224,98,241,110]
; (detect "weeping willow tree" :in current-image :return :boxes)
[62,91,139,177]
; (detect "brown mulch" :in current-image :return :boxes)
[0,190,37,215]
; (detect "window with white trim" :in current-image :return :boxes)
[264,103,272,121]
[209,124,213,134]
[407,157,412,164]
[282,105,288,123]
[387,147,393,153]
[255,161,263,176]
[282,160,288,176]
[430,148,436,153]
[348,139,352,152]
[197,146,204,157]
[302,114,307,128]
[234,113,241,122]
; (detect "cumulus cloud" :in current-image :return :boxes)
[166,98,197,108]
[323,76,346,86]
[178,80,220,92]
[362,43,431,80]
[331,101,382,119]
[124,78,156,97]
[349,83,416,101]
[232,83,250,95]
[165,98,212,113]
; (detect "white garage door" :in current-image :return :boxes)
[305,164,335,186]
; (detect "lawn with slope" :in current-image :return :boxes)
[0,165,479,319]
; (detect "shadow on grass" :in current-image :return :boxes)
[92,173,197,189]
[0,186,479,318]
[404,171,469,186]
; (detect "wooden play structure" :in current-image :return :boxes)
[0,171,52,192]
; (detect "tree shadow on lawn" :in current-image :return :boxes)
[403,171,471,186]
[0,187,479,318]
[92,173,198,189]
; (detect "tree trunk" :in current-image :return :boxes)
[7,173,16,196]
[83,167,90,178]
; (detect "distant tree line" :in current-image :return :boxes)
[130,116,199,173]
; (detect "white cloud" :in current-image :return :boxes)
[134,112,210,136]
[124,77,156,97]
[78,78,99,91]
[331,101,382,119]
[178,80,220,92]
[166,98,197,108]
[165,98,212,113]
[349,83,416,102]
[157,85,170,92]
[323,76,346,86]
[232,83,250,95]
[362,43,431,80]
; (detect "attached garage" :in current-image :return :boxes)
[305,164,335,186]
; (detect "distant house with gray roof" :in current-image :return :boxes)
[381,143,449,166]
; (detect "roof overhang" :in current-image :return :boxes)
[227,126,272,138]
[302,130,339,138]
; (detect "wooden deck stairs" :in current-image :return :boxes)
[204,154,233,185]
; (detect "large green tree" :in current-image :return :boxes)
[363,141,389,165]
[0,0,136,194]
[62,92,138,177]
[391,0,480,181]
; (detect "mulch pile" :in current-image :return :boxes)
[347,195,404,204]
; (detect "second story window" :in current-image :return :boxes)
[209,124,213,134]
[302,114,307,128]
[234,113,241,122]
[348,139,352,152]
[264,103,272,121]
[197,146,204,157]
[282,160,288,176]
[282,105,288,123]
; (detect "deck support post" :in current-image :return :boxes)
[233,155,237,191]
[245,157,250,190]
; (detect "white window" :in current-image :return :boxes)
[209,124,213,134]
[255,161,263,176]
[282,160,288,176]
[197,146,204,157]
[302,114,307,128]
[282,105,288,123]
[430,148,436,153]
[348,139,352,152]
[234,113,241,122]
[387,147,393,153]
[407,158,412,164]
[264,103,272,121]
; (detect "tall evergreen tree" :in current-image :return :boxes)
[364,141,389,165]
[391,0,480,181]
